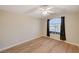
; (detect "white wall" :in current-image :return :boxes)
[0,11,42,49]
[65,14,79,44]
[42,13,79,45]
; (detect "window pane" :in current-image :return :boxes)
[49,18,61,33]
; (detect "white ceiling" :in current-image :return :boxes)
[0,5,79,18]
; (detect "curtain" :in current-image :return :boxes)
[60,16,66,40]
[47,19,50,37]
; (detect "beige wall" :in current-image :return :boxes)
[0,11,42,49]
[65,14,79,44]
[42,13,79,45]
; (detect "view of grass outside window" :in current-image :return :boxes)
[49,17,61,34]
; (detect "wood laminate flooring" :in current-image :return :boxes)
[1,36,79,53]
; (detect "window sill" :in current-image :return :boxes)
[50,31,60,34]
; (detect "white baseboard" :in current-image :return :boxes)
[49,37,79,46]
[65,41,79,47]
[0,36,41,52]
[0,36,79,52]
[40,36,79,47]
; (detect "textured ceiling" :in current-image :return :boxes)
[0,5,79,18]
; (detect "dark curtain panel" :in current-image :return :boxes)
[47,19,50,37]
[60,16,66,40]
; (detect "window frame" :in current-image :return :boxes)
[49,17,61,34]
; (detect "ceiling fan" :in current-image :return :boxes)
[39,5,55,16]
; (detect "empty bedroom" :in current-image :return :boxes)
[0,5,79,53]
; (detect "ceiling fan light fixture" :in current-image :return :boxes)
[42,11,48,15]
[39,6,54,16]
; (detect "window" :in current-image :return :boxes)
[49,17,61,34]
